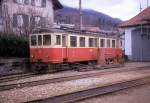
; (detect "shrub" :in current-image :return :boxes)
[0,33,29,57]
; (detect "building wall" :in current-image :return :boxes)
[1,0,54,35]
[132,28,150,61]
[124,27,150,61]
[124,27,134,60]
[0,5,3,32]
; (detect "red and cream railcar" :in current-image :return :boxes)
[29,30,124,72]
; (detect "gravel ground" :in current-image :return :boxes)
[77,83,150,103]
[1,62,150,86]
[1,69,150,103]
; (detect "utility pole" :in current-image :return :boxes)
[147,0,149,7]
[79,0,82,31]
[139,0,142,12]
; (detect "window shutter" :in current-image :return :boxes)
[24,0,29,5]
[42,0,46,8]
[13,14,18,27]
[31,0,35,6]
[23,14,29,27]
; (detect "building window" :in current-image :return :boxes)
[13,14,29,27]
[14,0,29,5]
[17,15,24,27]
[35,16,41,27]
[31,0,35,6]
[89,38,94,47]
[106,39,111,48]
[70,36,77,47]
[56,35,61,45]
[80,37,85,47]
[112,40,116,48]
[35,0,42,7]
[16,0,24,4]
[0,6,2,17]
[31,0,46,7]
[30,16,46,28]
[100,39,105,48]
[43,35,51,45]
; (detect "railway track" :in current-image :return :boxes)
[0,66,150,91]
[28,76,150,103]
[0,73,36,83]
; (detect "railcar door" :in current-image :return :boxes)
[62,34,68,62]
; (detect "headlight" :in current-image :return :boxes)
[31,55,34,58]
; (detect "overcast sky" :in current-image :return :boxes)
[59,0,149,21]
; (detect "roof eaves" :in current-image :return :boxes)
[52,0,63,10]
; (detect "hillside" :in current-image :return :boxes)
[54,7,122,31]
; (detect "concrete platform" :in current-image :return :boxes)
[0,62,150,103]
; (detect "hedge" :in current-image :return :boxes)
[0,33,29,57]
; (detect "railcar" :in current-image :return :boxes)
[29,29,124,73]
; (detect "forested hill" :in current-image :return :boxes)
[54,6,122,31]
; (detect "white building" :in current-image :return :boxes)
[120,7,150,61]
[0,0,63,35]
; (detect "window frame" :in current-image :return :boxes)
[112,39,116,48]
[70,36,77,47]
[55,35,61,45]
[37,35,42,46]
[79,37,86,47]
[43,34,51,46]
[30,35,37,46]
[100,38,105,48]
[106,39,111,48]
[89,38,95,47]
[94,38,98,47]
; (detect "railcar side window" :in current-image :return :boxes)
[95,38,98,47]
[56,35,61,45]
[89,38,94,47]
[80,37,85,47]
[31,35,37,46]
[43,35,51,45]
[100,39,105,48]
[107,39,110,48]
[112,40,116,48]
[38,35,42,46]
[70,36,77,47]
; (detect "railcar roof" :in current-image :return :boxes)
[31,28,118,38]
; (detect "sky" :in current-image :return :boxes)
[59,0,149,21]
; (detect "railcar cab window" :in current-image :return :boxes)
[106,39,111,48]
[80,37,85,47]
[38,35,42,46]
[43,35,51,45]
[100,39,105,48]
[89,38,94,47]
[70,36,77,47]
[112,40,116,48]
[56,35,61,45]
[31,35,37,46]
